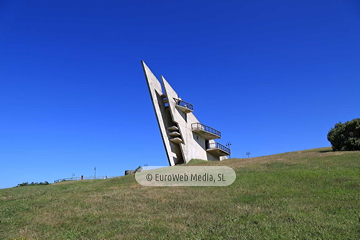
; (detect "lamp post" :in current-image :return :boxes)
[246,152,251,158]
[94,167,96,179]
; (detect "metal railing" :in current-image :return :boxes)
[54,176,116,183]
[207,142,231,154]
[191,123,221,137]
[176,99,194,111]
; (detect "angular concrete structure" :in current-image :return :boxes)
[142,61,230,166]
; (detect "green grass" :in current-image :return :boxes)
[1,147,360,239]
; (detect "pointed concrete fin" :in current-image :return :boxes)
[161,76,178,99]
[142,61,162,93]
[141,61,175,166]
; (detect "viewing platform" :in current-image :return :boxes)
[175,99,193,113]
[192,123,221,139]
[206,142,230,156]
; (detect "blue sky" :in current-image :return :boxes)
[0,0,359,189]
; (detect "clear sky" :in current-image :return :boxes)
[1,0,359,189]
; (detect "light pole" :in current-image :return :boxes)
[94,167,96,179]
[246,152,251,158]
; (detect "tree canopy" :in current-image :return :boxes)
[327,118,360,151]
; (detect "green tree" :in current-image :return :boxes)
[327,118,360,150]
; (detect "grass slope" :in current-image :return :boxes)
[1,147,359,239]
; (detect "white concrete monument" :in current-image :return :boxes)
[142,61,230,166]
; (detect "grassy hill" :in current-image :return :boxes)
[1,147,359,239]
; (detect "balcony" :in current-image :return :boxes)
[175,99,193,113]
[191,123,221,139]
[167,126,179,131]
[169,137,183,144]
[168,132,181,137]
[206,142,230,156]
